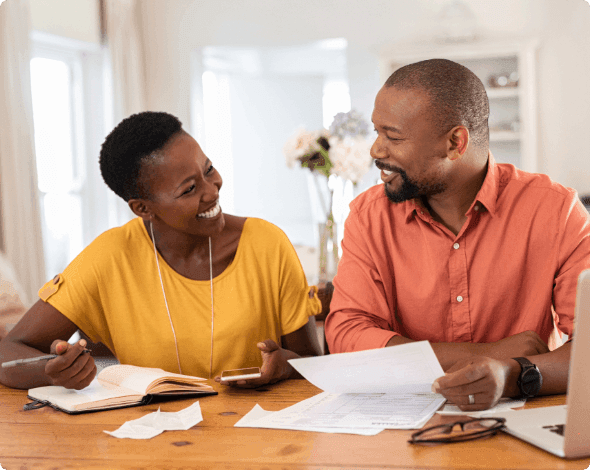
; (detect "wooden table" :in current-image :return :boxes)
[0,379,588,470]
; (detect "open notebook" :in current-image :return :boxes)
[26,364,217,414]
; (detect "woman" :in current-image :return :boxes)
[0,112,322,390]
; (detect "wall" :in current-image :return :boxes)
[137,0,550,131]
[537,0,590,194]
[27,0,590,193]
[29,0,100,44]
[136,0,590,193]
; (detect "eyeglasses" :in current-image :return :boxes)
[409,417,507,444]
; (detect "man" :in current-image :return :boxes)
[325,59,590,411]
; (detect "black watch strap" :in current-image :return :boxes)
[512,357,543,398]
[513,356,534,369]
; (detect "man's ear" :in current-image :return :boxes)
[128,198,153,220]
[447,126,470,161]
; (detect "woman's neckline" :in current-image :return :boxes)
[138,216,249,283]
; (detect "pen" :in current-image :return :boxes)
[1,349,91,368]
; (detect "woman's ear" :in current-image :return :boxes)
[128,199,153,220]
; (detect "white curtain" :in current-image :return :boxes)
[104,0,147,226]
[0,0,46,302]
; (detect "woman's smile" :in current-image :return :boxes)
[197,200,222,219]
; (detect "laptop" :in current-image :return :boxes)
[488,269,590,459]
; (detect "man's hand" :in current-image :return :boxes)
[480,330,549,360]
[432,356,515,411]
[215,339,293,388]
[45,339,96,390]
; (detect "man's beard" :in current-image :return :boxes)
[381,166,447,204]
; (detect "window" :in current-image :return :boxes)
[30,32,110,280]
[202,70,234,214]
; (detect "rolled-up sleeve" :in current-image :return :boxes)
[552,194,590,336]
[325,204,398,353]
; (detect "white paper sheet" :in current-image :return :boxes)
[235,342,447,434]
[241,391,445,431]
[288,341,445,394]
[235,403,383,435]
[104,401,203,439]
[437,397,527,417]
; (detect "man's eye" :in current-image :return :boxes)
[206,164,214,175]
[182,185,196,195]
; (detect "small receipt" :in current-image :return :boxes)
[104,401,203,439]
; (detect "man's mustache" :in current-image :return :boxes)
[374,161,403,174]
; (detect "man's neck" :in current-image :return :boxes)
[423,161,488,236]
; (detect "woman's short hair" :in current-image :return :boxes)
[99,111,183,201]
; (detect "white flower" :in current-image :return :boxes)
[329,110,370,140]
[283,127,327,168]
[283,116,373,183]
[328,136,373,183]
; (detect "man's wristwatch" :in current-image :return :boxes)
[512,357,543,398]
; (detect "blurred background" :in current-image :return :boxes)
[1,0,590,303]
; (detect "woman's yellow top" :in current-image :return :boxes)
[39,218,321,378]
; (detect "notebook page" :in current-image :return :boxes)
[29,379,141,412]
[97,365,207,394]
[97,365,173,394]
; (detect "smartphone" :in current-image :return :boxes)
[220,367,262,382]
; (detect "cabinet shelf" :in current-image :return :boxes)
[378,39,538,172]
[486,87,520,99]
[490,130,520,142]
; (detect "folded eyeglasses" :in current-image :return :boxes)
[409,417,507,444]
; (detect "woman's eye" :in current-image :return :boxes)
[182,185,196,195]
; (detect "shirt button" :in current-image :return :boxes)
[420,211,424,215]
[456,296,464,302]
[453,243,460,250]
[474,205,480,211]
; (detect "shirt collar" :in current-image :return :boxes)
[471,151,499,216]
[404,151,499,223]
[404,198,423,223]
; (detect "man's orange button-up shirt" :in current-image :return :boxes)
[326,155,590,354]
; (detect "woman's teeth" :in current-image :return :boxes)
[197,202,221,218]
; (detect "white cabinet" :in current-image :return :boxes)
[378,40,538,172]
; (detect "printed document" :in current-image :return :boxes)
[235,341,446,433]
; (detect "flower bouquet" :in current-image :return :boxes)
[283,110,373,281]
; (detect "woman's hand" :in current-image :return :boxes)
[215,339,293,388]
[45,339,97,390]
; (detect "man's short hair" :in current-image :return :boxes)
[384,59,489,148]
[99,111,183,201]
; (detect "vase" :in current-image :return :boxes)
[318,212,340,282]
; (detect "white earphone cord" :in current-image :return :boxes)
[209,236,214,379]
[150,221,182,374]
[150,222,214,378]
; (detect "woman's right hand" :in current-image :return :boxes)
[45,339,97,390]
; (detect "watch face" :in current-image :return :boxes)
[521,368,542,396]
